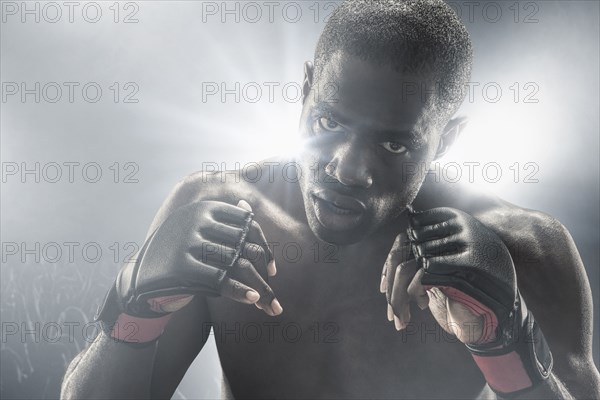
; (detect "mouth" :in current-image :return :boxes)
[311,188,367,232]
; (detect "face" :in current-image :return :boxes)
[296,53,445,245]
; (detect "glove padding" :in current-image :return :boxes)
[96,200,253,343]
[407,206,552,395]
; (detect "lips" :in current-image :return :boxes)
[311,188,367,231]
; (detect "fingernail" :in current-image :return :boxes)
[245,290,260,303]
[237,200,252,212]
[380,275,386,293]
[267,260,277,276]
[271,298,283,315]
[394,316,403,331]
[387,304,394,321]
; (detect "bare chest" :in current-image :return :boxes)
[206,215,486,399]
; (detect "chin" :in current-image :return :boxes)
[305,209,375,245]
[299,186,387,245]
[311,224,368,245]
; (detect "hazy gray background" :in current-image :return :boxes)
[1,1,598,398]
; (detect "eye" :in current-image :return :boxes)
[380,142,407,154]
[317,117,345,133]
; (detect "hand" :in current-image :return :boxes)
[407,207,517,345]
[379,232,475,338]
[380,235,475,338]
[96,199,281,343]
[383,206,553,395]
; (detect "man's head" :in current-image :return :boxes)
[296,0,472,245]
[313,0,473,121]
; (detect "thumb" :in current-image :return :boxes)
[446,297,485,344]
[237,199,253,212]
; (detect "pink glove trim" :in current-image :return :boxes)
[424,285,498,344]
[111,313,172,343]
[472,351,533,393]
[148,294,192,313]
[424,285,532,393]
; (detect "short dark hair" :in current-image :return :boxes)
[314,0,473,120]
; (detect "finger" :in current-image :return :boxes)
[202,221,245,246]
[380,269,387,294]
[390,259,418,329]
[192,242,238,267]
[246,220,276,277]
[413,235,464,259]
[385,245,412,300]
[409,220,461,242]
[425,287,454,336]
[147,294,195,313]
[408,207,457,228]
[424,285,488,344]
[407,268,429,310]
[237,199,252,212]
[237,201,276,277]
[446,297,485,344]
[211,201,253,226]
[385,260,400,304]
[220,277,261,305]
[417,253,466,277]
[381,248,391,293]
[379,235,401,294]
[383,234,412,296]
[393,314,408,331]
[241,242,269,281]
[230,258,281,316]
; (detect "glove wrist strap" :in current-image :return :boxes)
[94,284,172,345]
[108,312,172,344]
[466,310,553,396]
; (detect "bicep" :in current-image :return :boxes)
[150,294,213,399]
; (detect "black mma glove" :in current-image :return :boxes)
[407,206,553,396]
[95,200,255,344]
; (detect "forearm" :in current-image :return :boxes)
[61,330,157,399]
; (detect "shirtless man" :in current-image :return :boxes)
[61,0,600,398]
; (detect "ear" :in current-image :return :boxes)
[434,116,468,160]
[302,61,314,105]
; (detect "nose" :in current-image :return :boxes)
[325,145,373,189]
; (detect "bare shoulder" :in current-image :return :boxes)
[168,167,252,205]
[474,199,576,265]
[152,156,305,232]
[158,158,272,211]
[169,157,294,203]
